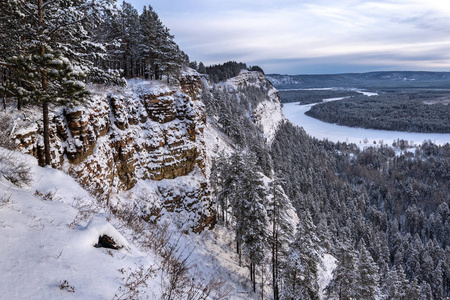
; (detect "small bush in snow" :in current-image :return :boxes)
[34,189,59,201]
[0,114,15,150]
[0,152,32,187]
[113,265,156,300]
[0,194,12,209]
[59,280,75,293]
[69,201,95,229]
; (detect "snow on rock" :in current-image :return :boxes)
[253,90,284,144]
[318,253,337,299]
[9,74,213,231]
[210,71,285,145]
[79,214,132,251]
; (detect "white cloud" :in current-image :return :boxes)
[127,0,450,73]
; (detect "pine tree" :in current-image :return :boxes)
[222,150,269,292]
[355,244,380,299]
[210,152,231,224]
[326,244,358,300]
[117,1,141,78]
[139,6,186,81]
[237,151,268,292]
[268,177,294,300]
[281,211,320,300]
[198,62,206,74]
[139,5,162,79]
[1,0,122,165]
[382,266,409,300]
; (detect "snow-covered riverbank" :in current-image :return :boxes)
[282,101,450,147]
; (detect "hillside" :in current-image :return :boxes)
[267,71,450,89]
[1,0,449,298]
[2,69,334,299]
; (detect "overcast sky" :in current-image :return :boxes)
[125,0,450,74]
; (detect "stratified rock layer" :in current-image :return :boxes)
[14,73,214,231]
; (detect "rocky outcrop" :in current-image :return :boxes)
[13,73,214,231]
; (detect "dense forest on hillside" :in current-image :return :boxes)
[202,73,450,299]
[306,92,450,133]
[2,0,450,299]
[203,61,265,83]
[271,122,450,299]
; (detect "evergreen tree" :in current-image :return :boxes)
[139,5,163,79]
[1,0,122,165]
[268,177,294,300]
[281,211,320,300]
[210,152,231,224]
[241,169,268,293]
[117,1,141,78]
[356,244,380,299]
[139,6,186,81]
[220,150,269,292]
[198,62,206,74]
[326,244,358,300]
[382,266,409,300]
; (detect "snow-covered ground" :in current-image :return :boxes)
[0,149,161,300]
[283,102,450,147]
[0,149,257,299]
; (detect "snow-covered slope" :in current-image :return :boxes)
[216,71,284,145]
[0,149,159,299]
[0,148,263,299]
[1,69,336,299]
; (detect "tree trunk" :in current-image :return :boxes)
[272,184,280,300]
[253,264,256,292]
[43,101,51,165]
[261,264,264,300]
[238,240,242,267]
[1,70,5,111]
[39,0,51,166]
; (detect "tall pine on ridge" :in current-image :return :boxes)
[0,0,122,165]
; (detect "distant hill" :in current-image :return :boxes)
[266,71,450,89]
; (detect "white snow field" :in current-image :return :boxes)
[282,101,450,147]
[0,148,257,299]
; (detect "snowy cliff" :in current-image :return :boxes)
[10,72,213,231]
[0,69,292,299]
[214,70,284,145]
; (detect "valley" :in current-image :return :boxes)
[1,0,450,298]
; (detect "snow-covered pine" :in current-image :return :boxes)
[355,244,381,299]
[268,177,295,300]
[280,211,321,300]
[1,0,123,165]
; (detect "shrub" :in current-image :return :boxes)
[0,113,15,150]
[0,152,32,187]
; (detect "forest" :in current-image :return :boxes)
[1,0,449,298]
[306,91,450,133]
[271,123,450,299]
[203,78,450,299]
[0,0,190,165]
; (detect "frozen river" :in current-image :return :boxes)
[282,101,450,147]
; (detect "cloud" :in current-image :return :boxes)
[127,0,450,74]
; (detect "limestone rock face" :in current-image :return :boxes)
[13,74,214,231]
